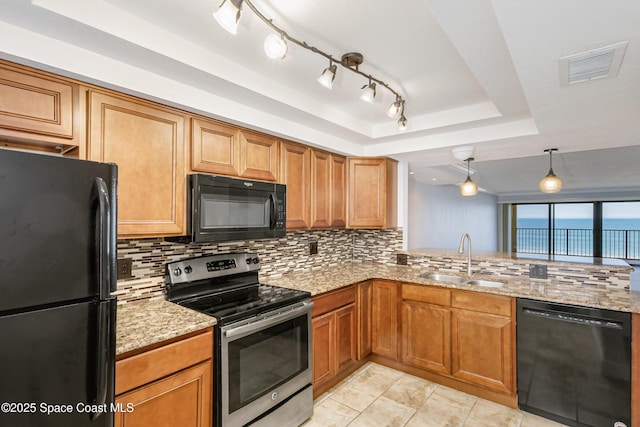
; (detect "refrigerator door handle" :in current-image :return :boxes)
[92,299,116,420]
[95,177,112,300]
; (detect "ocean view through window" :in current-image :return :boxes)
[514,202,640,261]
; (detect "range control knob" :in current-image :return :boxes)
[246,257,252,265]
[184,265,193,274]
[252,257,260,264]
[173,267,182,276]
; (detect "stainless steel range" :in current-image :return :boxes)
[165,253,313,427]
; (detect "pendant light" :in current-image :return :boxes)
[539,148,562,193]
[360,79,376,104]
[264,33,287,59]
[460,158,478,196]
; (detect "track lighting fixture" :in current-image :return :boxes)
[539,148,562,193]
[212,0,407,129]
[317,63,337,89]
[460,158,478,196]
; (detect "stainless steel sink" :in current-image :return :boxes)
[420,273,505,288]
[419,273,467,284]
[466,279,504,288]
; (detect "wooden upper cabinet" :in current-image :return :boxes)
[87,89,187,237]
[330,155,347,227]
[347,157,397,229]
[191,117,240,176]
[239,130,279,182]
[280,140,311,229]
[0,60,80,150]
[311,150,331,228]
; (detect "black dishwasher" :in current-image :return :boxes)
[517,298,631,427]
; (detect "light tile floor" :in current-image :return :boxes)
[303,362,567,427]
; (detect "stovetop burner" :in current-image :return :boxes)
[164,253,311,325]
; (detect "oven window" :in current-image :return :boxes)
[227,314,309,413]
[200,191,269,229]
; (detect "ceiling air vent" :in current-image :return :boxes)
[559,41,628,85]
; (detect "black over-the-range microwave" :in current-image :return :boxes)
[168,174,286,244]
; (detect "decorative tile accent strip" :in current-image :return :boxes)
[405,254,631,290]
[116,228,403,304]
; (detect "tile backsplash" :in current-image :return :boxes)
[115,228,403,304]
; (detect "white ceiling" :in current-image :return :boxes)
[1,0,639,196]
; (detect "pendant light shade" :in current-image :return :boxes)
[317,63,337,89]
[539,148,562,193]
[460,158,478,196]
[397,114,407,131]
[213,0,242,34]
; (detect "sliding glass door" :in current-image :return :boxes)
[514,201,640,260]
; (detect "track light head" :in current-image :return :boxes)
[264,33,287,59]
[387,97,403,119]
[397,114,407,131]
[360,81,376,104]
[317,63,337,89]
[213,0,243,34]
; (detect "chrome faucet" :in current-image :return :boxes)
[458,233,472,277]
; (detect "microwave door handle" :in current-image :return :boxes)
[269,193,277,229]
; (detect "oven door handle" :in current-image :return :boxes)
[223,300,313,339]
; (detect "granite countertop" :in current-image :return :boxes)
[262,262,640,313]
[116,299,216,356]
[403,248,632,268]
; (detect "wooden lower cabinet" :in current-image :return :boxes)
[312,304,356,388]
[401,300,450,374]
[114,361,212,427]
[398,283,516,403]
[371,280,398,360]
[451,308,513,393]
[357,280,373,359]
[311,287,357,395]
[115,329,213,427]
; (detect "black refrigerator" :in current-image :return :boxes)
[0,148,117,427]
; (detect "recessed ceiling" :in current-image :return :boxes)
[0,0,639,196]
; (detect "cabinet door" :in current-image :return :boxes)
[312,312,335,387]
[451,309,514,394]
[191,117,240,176]
[87,90,186,236]
[279,141,311,229]
[347,157,397,228]
[239,130,278,182]
[330,155,347,227]
[401,301,451,374]
[114,361,212,427]
[335,304,357,372]
[372,280,398,360]
[0,61,78,148]
[310,149,331,228]
[357,281,373,360]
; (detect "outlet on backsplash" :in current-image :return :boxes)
[529,264,548,279]
[117,258,133,280]
[309,241,318,255]
[397,253,408,265]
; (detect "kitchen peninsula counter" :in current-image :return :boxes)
[261,261,640,313]
[116,299,216,356]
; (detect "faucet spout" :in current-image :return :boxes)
[458,233,472,277]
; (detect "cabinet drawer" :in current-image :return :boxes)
[116,329,213,395]
[312,285,355,317]
[451,291,512,317]
[402,283,451,306]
